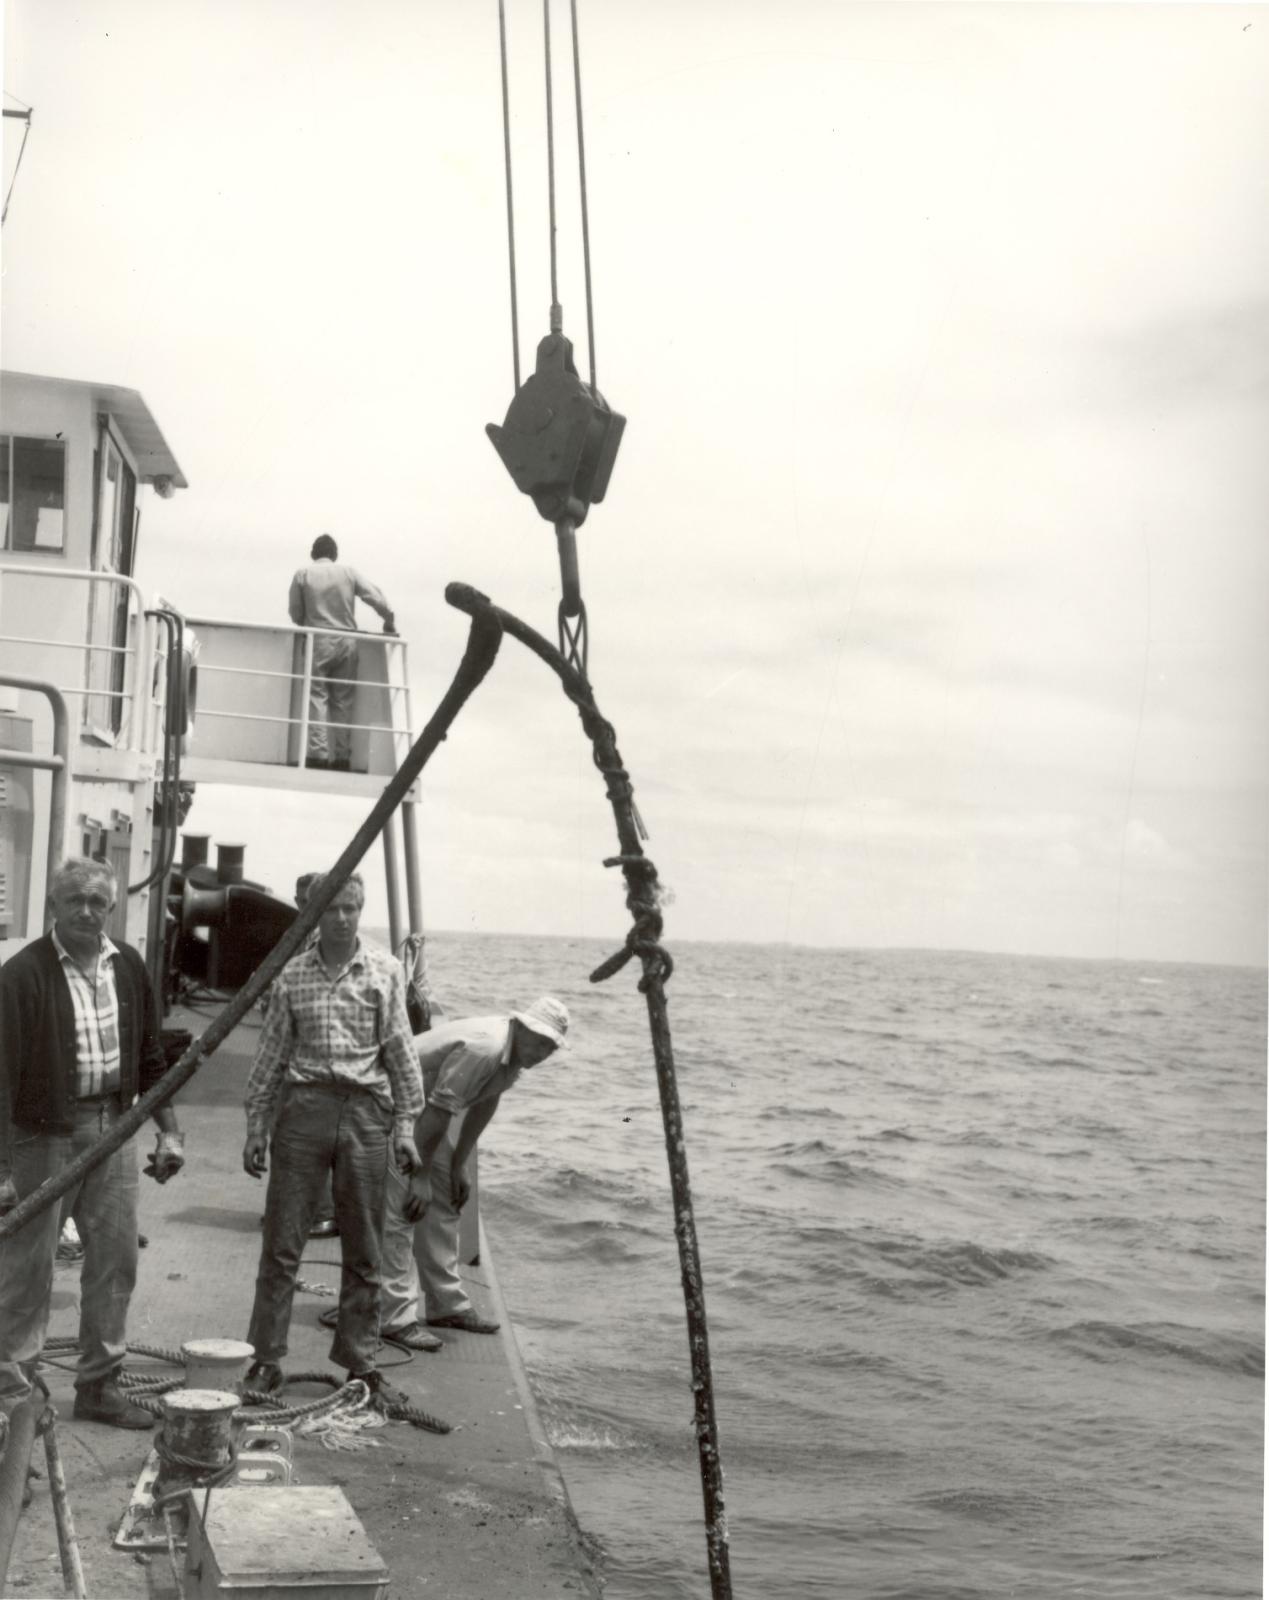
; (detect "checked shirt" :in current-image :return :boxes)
[245,938,422,1139]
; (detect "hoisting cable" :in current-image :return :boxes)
[497,0,522,391]
[488,1,624,683]
[542,0,561,333]
[568,0,597,392]
[446,581,733,1600]
[0,603,504,1246]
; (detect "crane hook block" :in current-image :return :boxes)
[486,333,625,527]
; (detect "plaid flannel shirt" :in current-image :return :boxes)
[245,938,422,1139]
[52,929,122,1099]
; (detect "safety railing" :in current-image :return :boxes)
[0,566,157,754]
[180,617,413,776]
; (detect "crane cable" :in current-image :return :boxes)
[497,1,602,678]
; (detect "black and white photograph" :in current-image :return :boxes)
[0,4,1264,1597]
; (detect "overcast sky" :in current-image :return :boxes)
[4,1,1266,965]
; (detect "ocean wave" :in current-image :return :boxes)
[841,1235,1055,1300]
[770,1156,897,1187]
[1048,1320,1264,1376]
[759,1102,847,1122]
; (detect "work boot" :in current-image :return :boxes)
[350,1368,408,1415]
[73,1375,153,1430]
[245,1361,285,1396]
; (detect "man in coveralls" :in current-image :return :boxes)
[288,534,397,772]
[0,857,186,1427]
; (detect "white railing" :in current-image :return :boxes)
[181,616,413,775]
[0,566,157,754]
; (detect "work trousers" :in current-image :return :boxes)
[247,1083,390,1376]
[0,1099,139,1398]
[379,1136,471,1330]
[307,633,358,765]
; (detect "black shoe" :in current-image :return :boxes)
[308,1217,339,1239]
[73,1378,153,1430]
[306,756,330,770]
[244,1361,284,1396]
[350,1369,408,1413]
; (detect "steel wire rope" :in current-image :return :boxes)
[568,0,597,389]
[543,0,561,326]
[497,0,522,390]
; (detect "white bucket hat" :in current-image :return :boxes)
[511,995,570,1051]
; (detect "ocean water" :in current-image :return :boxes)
[422,935,1265,1599]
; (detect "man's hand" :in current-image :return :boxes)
[0,1177,17,1217]
[450,1164,472,1212]
[403,1172,431,1223]
[394,1133,420,1175]
[243,1134,268,1179]
[144,1131,186,1184]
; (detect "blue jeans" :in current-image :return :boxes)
[0,1099,140,1398]
[247,1083,390,1375]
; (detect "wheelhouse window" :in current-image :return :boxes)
[0,434,67,552]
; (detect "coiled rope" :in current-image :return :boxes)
[42,1337,451,1435]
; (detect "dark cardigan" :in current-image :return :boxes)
[0,932,166,1161]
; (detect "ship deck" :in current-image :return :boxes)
[4,1007,600,1600]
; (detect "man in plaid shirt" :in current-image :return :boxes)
[241,870,422,1407]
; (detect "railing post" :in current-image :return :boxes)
[382,809,403,953]
[297,630,314,766]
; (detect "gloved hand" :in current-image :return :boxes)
[0,1177,18,1217]
[144,1130,186,1184]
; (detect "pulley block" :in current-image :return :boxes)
[486,332,625,527]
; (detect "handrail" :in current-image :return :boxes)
[0,674,70,896]
[185,615,393,642]
[0,565,150,751]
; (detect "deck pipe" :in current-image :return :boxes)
[39,1409,87,1599]
[0,1392,41,1594]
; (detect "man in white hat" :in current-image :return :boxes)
[377,997,570,1341]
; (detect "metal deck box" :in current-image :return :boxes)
[184,1486,390,1599]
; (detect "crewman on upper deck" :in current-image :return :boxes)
[381,999,570,1342]
[0,858,186,1427]
[288,534,397,772]
[241,871,423,1408]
